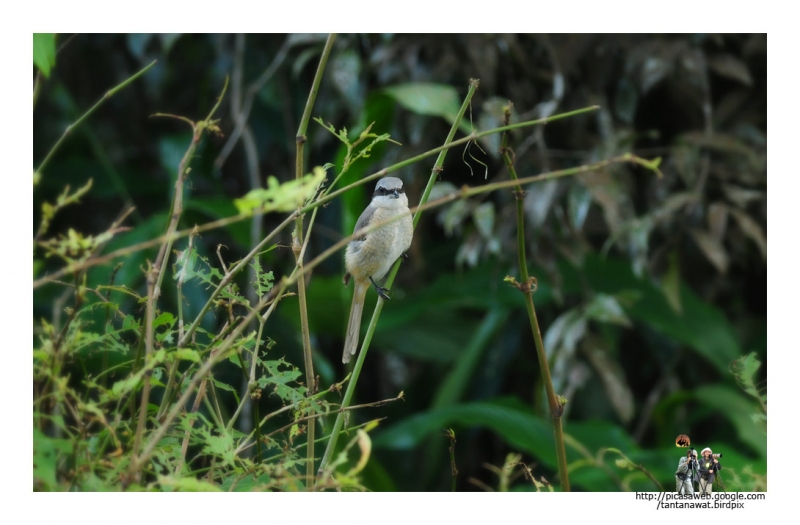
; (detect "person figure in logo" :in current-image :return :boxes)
[698,447,721,494]
[675,448,698,494]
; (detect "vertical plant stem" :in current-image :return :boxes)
[499,103,570,491]
[293,33,336,490]
[128,79,228,483]
[318,78,481,477]
[133,278,283,475]
[132,123,200,461]
[446,429,458,492]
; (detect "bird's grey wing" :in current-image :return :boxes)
[352,204,377,242]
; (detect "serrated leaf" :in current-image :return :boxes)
[250,256,274,298]
[203,432,236,466]
[234,168,325,214]
[173,348,201,363]
[730,352,764,402]
[256,358,307,403]
[153,312,175,329]
[122,314,140,332]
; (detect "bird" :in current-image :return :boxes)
[342,176,413,363]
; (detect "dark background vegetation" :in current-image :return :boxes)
[33,33,766,491]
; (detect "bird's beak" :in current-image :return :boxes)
[391,189,400,198]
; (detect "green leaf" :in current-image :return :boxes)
[234,168,325,214]
[374,401,555,465]
[153,312,175,329]
[220,472,272,491]
[432,307,508,407]
[730,352,764,401]
[472,202,495,239]
[584,293,632,327]
[250,256,274,298]
[382,401,639,492]
[561,254,741,373]
[173,348,201,363]
[33,33,57,78]
[257,358,306,403]
[329,49,363,109]
[158,475,221,492]
[122,314,140,332]
[106,349,167,400]
[203,432,236,466]
[33,428,72,490]
[211,378,241,405]
[582,341,635,423]
[383,83,462,126]
[692,385,766,457]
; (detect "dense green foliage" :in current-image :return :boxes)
[33,34,766,491]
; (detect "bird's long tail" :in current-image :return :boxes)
[343,281,369,363]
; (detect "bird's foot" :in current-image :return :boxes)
[369,277,391,300]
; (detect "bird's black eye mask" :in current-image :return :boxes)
[373,186,405,197]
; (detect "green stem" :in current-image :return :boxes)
[296,153,648,300]
[304,105,600,217]
[177,212,297,348]
[297,34,335,139]
[127,77,228,483]
[317,78,481,477]
[294,33,335,490]
[499,104,569,491]
[32,106,600,291]
[33,71,43,110]
[35,60,157,176]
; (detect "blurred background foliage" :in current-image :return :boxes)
[34,33,766,491]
